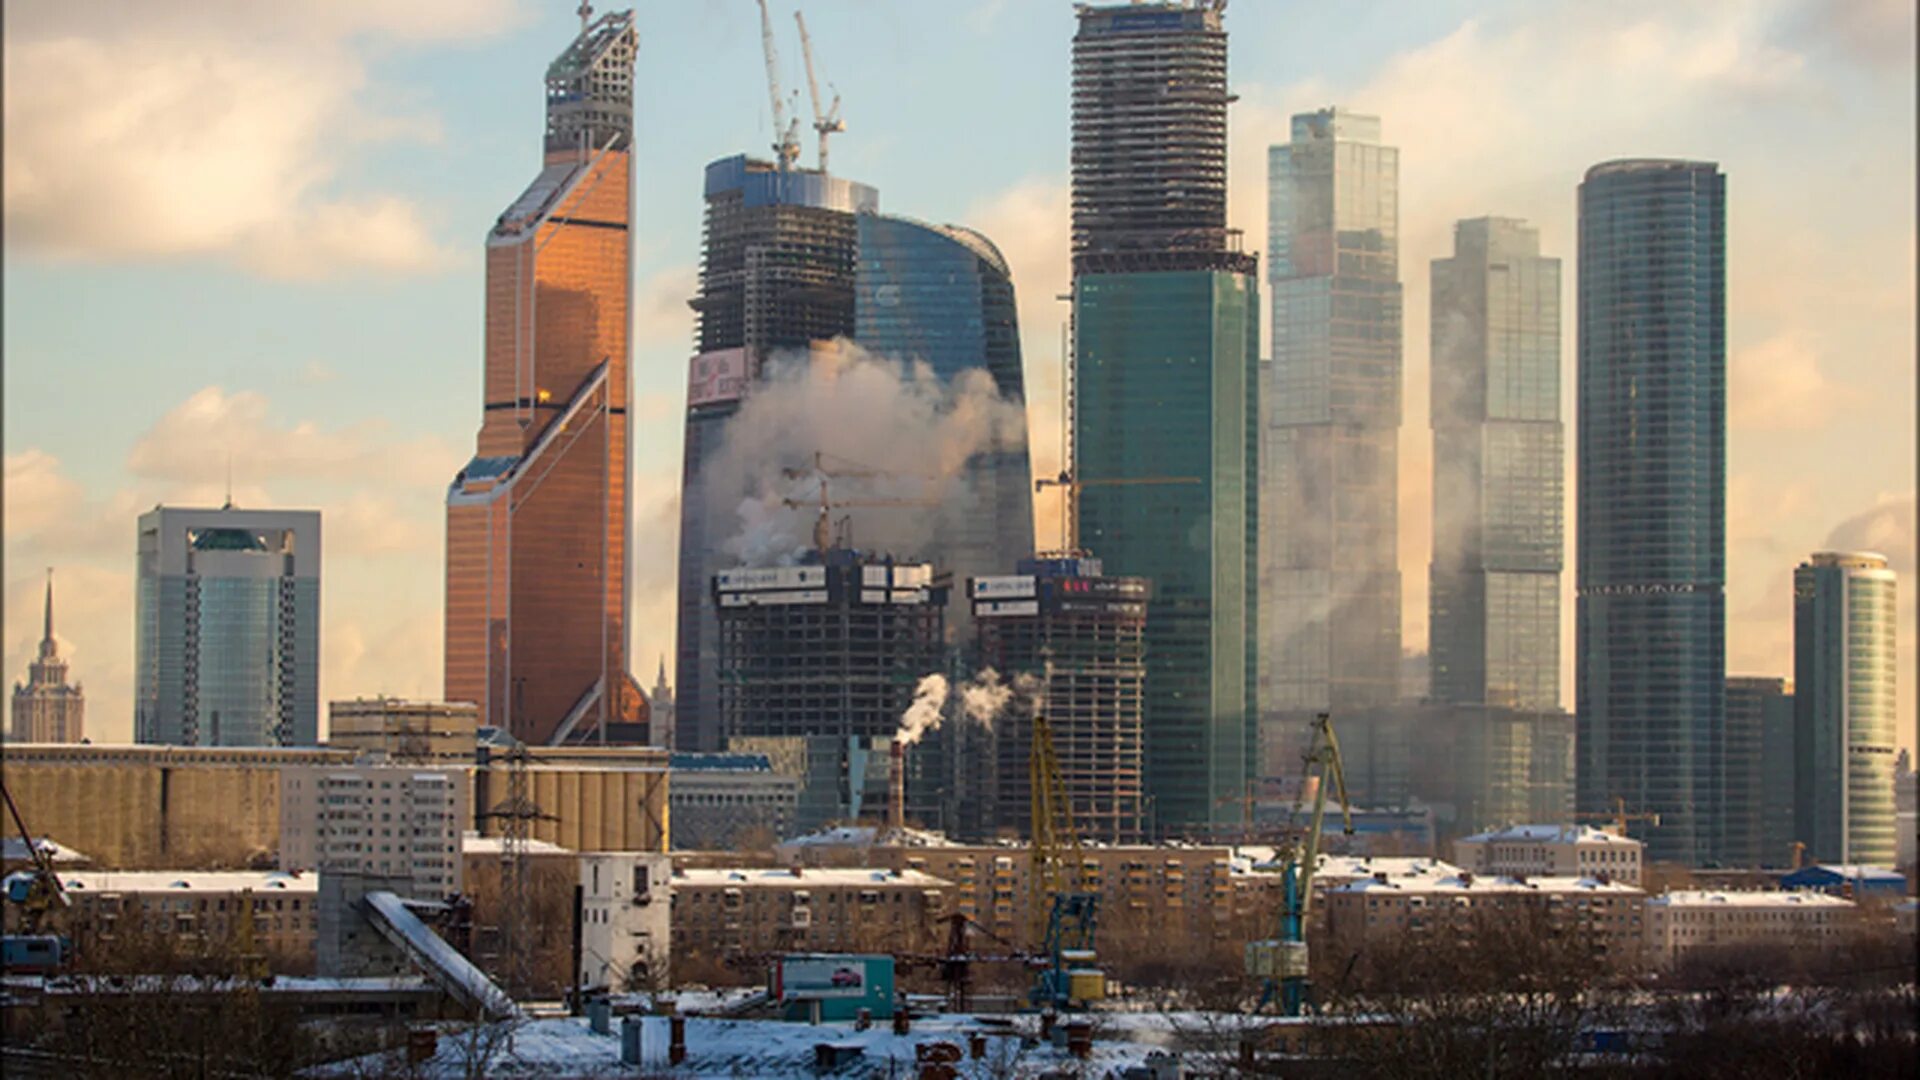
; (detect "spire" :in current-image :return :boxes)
[577,1,593,31]
[40,568,56,659]
[656,654,667,685]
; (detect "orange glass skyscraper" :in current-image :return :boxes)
[444,10,645,745]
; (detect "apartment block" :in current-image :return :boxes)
[1644,890,1857,969]
[279,765,468,899]
[668,867,949,960]
[1322,869,1646,968]
[35,869,319,972]
[1452,824,1643,885]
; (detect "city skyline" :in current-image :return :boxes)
[4,0,1914,757]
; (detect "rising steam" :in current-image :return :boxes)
[897,673,950,746]
[957,668,1015,731]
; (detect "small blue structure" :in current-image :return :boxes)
[1779,864,1907,897]
[772,954,895,1022]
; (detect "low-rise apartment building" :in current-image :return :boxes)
[1452,824,1643,885]
[1323,869,1646,968]
[1643,890,1858,968]
[669,867,949,960]
[30,869,320,971]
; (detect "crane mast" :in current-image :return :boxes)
[793,10,844,172]
[754,0,801,169]
[1245,712,1352,1017]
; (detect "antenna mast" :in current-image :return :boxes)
[794,10,844,172]
[755,0,802,169]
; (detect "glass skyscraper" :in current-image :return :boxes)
[1726,675,1794,868]
[136,506,321,747]
[1071,2,1259,833]
[1429,217,1562,710]
[855,213,1034,622]
[1575,159,1726,866]
[1794,552,1898,866]
[444,12,643,746]
[673,155,878,751]
[1264,108,1402,760]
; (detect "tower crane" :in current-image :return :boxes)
[1035,471,1203,557]
[1574,796,1661,837]
[754,0,802,170]
[780,450,937,554]
[1245,712,1352,1017]
[793,10,844,173]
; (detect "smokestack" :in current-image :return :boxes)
[889,740,906,834]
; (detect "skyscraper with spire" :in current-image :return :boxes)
[10,571,84,743]
[444,10,647,746]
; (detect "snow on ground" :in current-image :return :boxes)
[310,1011,1213,1078]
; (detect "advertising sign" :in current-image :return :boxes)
[777,956,869,1001]
[716,566,826,592]
[971,575,1036,599]
[688,348,750,406]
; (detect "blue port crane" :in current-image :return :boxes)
[1245,712,1352,1016]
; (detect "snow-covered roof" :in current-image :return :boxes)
[775,825,957,849]
[1456,824,1637,846]
[674,867,951,889]
[1313,856,1465,881]
[1,835,88,864]
[46,870,316,894]
[460,833,573,856]
[1330,873,1641,896]
[1648,890,1856,909]
[1792,864,1905,882]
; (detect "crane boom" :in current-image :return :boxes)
[1245,712,1352,1017]
[1035,471,1202,556]
[754,0,800,169]
[793,10,844,172]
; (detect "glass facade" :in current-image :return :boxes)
[1265,108,1403,738]
[1794,553,1898,866]
[135,507,320,747]
[1075,270,1258,832]
[673,155,879,752]
[445,13,643,746]
[1725,675,1792,868]
[1429,218,1562,710]
[855,213,1034,632]
[1575,159,1726,866]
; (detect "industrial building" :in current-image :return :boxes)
[714,552,947,831]
[971,556,1150,843]
[10,572,84,744]
[326,698,479,764]
[675,154,880,753]
[471,748,669,854]
[135,505,322,748]
[669,752,801,849]
[443,10,648,746]
[1069,1,1260,834]
[579,852,672,993]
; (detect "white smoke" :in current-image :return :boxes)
[897,672,950,746]
[1012,671,1044,717]
[701,340,1028,567]
[957,668,1015,731]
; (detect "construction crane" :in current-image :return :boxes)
[780,450,937,554]
[1575,796,1661,837]
[1245,712,1352,1017]
[754,0,802,169]
[1026,650,1104,1011]
[1034,471,1203,557]
[792,10,843,172]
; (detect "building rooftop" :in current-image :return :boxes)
[1457,824,1637,846]
[670,752,773,773]
[1330,873,1641,896]
[1781,864,1906,883]
[776,825,956,849]
[460,834,573,857]
[673,867,950,888]
[19,869,317,895]
[1,836,89,865]
[1649,890,1857,909]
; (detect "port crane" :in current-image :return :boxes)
[793,10,844,172]
[2,778,72,973]
[754,0,802,170]
[1245,712,1352,1017]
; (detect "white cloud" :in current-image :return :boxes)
[0,1,521,277]
[1731,335,1859,432]
[634,264,698,348]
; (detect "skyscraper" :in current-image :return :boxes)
[1794,551,1898,866]
[136,506,321,747]
[1265,108,1402,752]
[10,571,84,743]
[1429,218,1562,709]
[1070,1,1258,833]
[1726,675,1795,868]
[444,11,643,746]
[1576,159,1726,866]
[855,213,1035,628]
[673,154,878,752]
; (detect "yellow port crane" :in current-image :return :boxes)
[1027,650,1104,1010]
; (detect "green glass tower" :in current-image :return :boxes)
[1071,2,1258,834]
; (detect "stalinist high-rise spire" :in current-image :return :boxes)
[12,569,85,743]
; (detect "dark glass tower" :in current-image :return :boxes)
[673,155,878,751]
[1429,217,1562,710]
[855,213,1035,629]
[1071,1,1258,834]
[1576,159,1726,866]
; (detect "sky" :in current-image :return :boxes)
[3,0,1914,754]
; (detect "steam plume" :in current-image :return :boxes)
[957,668,1014,730]
[897,673,950,746]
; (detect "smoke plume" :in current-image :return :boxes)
[702,340,1028,567]
[957,668,1014,730]
[897,672,950,746]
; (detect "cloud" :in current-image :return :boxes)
[1730,335,1859,432]
[633,264,697,348]
[1824,494,1916,571]
[0,1,520,277]
[1778,0,1918,69]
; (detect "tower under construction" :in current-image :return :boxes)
[973,556,1150,844]
[674,156,880,752]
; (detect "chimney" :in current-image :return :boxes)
[889,740,906,834]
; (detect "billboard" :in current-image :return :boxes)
[777,956,870,1001]
[971,575,1036,599]
[715,566,827,592]
[688,348,750,407]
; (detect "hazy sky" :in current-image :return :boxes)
[4,0,1914,753]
